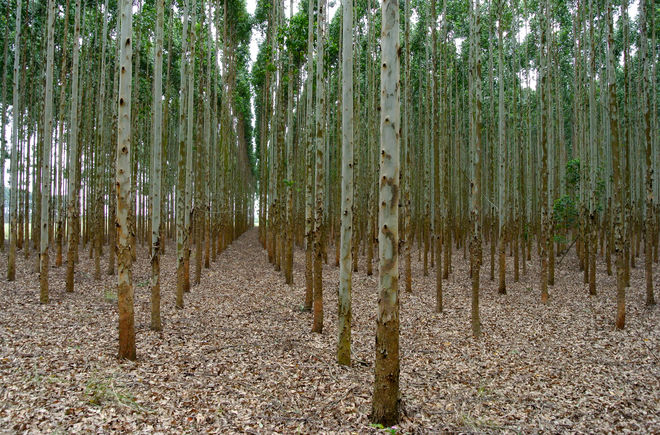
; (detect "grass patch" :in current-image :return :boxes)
[85,376,150,413]
[103,289,117,303]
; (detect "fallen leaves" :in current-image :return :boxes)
[0,229,658,433]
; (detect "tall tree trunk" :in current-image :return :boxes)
[497,7,506,295]
[469,0,483,338]
[176,0,190,308]
[66,0,82,293]
[432,0,442,313]
[640,0,654,306]
[117,0,135,360]
[337,0,353,366]
[95,0,110,281]
[150,0,164,331]
[184,4,196,294]
[284,0,295,286]
[7,0,22,281]
[40,0,56,304]
[0,32,9,252]
[607,3,625,330]
[311,0,327,334]
[539,0,550,304]
[371,0,400,424]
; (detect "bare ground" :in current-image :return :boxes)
[0,229,658,433]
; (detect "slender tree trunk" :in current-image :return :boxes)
[469,0,483,338]
[607,4,625,330]
[176,1,190,308]
[497,10,506,295]
[150,0,164,331]
[431,0,442,313]
[640,0,654,305]
[337,0,353,366]
[40,0,56,304]
[284,0,295,286]
[117,0,136,360]
[95,0,110,281]
[539,0,550,304]
[66,0,82,293]
[371,0,400,424]
[311,0,327,334]
[184,5,196,294]
[0,33,7,253]
[7,0,22,282]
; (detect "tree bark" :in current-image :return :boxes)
[117,0,136,360]
[371,0,400,425]
[337,0,353,366]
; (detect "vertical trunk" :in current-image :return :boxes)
[94,0,110,281]
[371,0,400,424]
[431,0,442,313]
[150,0,164,331]
[403,0,412,292]
[539,0,549,304]
[0,33,7,253]
[497,11,506,295]
[117,0,135,360]
[311,0,327,334]
[640,0,654,305]
[66,0,82,293]
[607,4,625,330]
[337,0,353,366]
[284,0,295,286]
[184,5,196,293]
[469,0,483,338]
[55,0,70,268]
[176,0,190,308]
[40,0,56,304]
[107,43,119,276]
[7,0,22,281]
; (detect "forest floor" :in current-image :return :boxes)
[0,229,658,433]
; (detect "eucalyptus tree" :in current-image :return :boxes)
[94,0,111,281]
[402,0,412,293]
[184,3,197,292]
[640,0,654,306]
[303,0,315,311]
[468,0,483,338]
[66,0,82,293]
[431,0,442,313]
[311,0,327,334]
[496,0,507,295]
[150,0,165,331]
[40,0,56,304]
[371,0,400,424]
[176,0,190,309]
[0,32,8,253]
[283,0,296,286]
[54,0,71,269]
[117,0,136,360]
[607,2,624,330]
[7,0,21,281]
[539,0,550,304]
[337,0,353,366]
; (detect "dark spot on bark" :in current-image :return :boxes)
[120,98,124,106]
